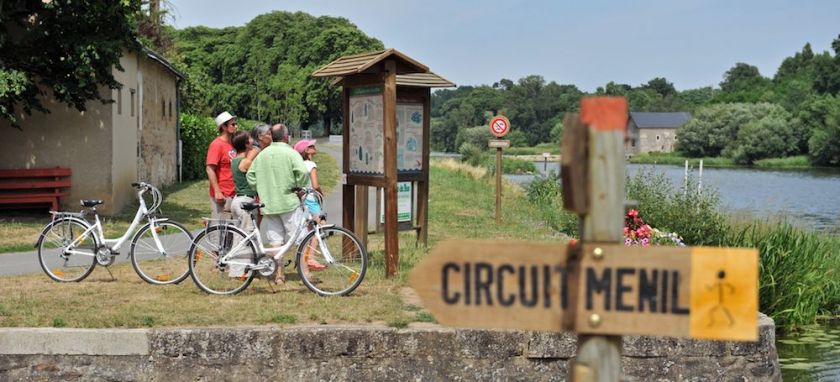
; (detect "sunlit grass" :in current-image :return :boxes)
[0,160,567,328]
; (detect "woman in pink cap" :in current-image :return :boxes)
[294,138,326,271]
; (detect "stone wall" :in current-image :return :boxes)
[0,314,780,381]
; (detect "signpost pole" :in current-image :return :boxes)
[571,97,628,382]
[495,146,502,224]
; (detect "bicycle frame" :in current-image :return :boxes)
[62,187,166,257]
[216,193,338,270]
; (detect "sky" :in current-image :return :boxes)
[168,0,840,92]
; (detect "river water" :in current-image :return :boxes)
[511,162,840,232]
[510,162,840,380]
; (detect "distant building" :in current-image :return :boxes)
[625,112,691,157]
[0,48,185,214]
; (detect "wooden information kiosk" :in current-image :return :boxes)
[312,49,454,278]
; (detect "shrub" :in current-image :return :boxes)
[506,130,528,147]
[458,143,488,167]
[179,113,218,180]
[455,125,494,150]
[485,157,537,175]
[525,173,578,236]
[626,168,729,246]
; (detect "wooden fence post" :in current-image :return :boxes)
[572,97,628,382]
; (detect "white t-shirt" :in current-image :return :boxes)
[304,160,317,187]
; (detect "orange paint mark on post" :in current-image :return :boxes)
[580,97,628,131]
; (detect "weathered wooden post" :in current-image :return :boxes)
[565,97,628,381]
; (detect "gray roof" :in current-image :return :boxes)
[629,112,691,129]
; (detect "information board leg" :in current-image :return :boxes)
[495,147,502,224]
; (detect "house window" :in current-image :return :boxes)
[130,89,136,117]
[162,97,166,117]
[169,100,172,119]
[656,135,661,141]
[631,139,636,147]
[117,89,122,115]
[674,135,678,141]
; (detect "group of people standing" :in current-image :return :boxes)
[205,111,324,284]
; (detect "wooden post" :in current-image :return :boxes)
[354,185,369,247]
[341,86,355,234]
[495,147,502,224]
[383,60,399,278]
[572,97,628,382]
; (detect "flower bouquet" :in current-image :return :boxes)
[624,209,685,247]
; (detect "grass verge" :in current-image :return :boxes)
[0,159,564,328]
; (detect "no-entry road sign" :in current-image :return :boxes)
[489,116,510,137]
[409,240,758,341]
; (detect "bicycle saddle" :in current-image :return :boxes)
[241,202,264,211]
[81,200,104,207]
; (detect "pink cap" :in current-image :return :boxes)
[293,139,317,154]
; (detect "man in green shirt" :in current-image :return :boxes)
[246,123,309,284]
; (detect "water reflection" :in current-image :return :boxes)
[510,162,840,232]
[777,323,840,382]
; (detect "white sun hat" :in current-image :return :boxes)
[214,111,236,127]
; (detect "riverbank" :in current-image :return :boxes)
[525,169,840,330]
[628,153,829,170]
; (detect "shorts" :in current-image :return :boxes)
[304,196,321,215]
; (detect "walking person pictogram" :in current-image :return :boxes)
[706,270,735,327]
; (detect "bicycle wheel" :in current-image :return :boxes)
[189,224,257,295]
[130,219,193,285]
[37,218,98,282]
[296,226,367,296]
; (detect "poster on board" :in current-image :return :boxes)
[349,86,384,175]
[397,103,423,172]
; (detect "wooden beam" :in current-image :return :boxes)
[416,90,431,247]
[383,59,399,278]
[354,185,369,247]
[572,96,628,382]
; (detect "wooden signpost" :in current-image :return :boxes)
[489,115,511,224]
[409,96,759,381]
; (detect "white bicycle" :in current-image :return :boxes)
[188,187,368,296]
[35,182,193,284]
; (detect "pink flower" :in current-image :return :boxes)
[641,237,650,246]
[627,209,639,217]
[624,238,633,246]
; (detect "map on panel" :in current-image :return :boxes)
[396,103,423,172]
[349,86,384,175]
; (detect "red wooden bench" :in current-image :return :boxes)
[0,167,72,211]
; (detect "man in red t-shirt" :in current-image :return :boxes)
[206,111,238,220]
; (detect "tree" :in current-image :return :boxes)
[731,110,796,164]
[1,0,142,127]
[642,77,677,97]
[807,96,840,166]
[676,103,785,157]
[172,11,383,127]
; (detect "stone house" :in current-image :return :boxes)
[0,48,185,214]
[625,112,692,157]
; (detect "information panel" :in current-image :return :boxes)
[348,86,384,175]
[396,103,424,172]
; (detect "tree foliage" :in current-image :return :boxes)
[1,0,142,127]
[172,11,383,131]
